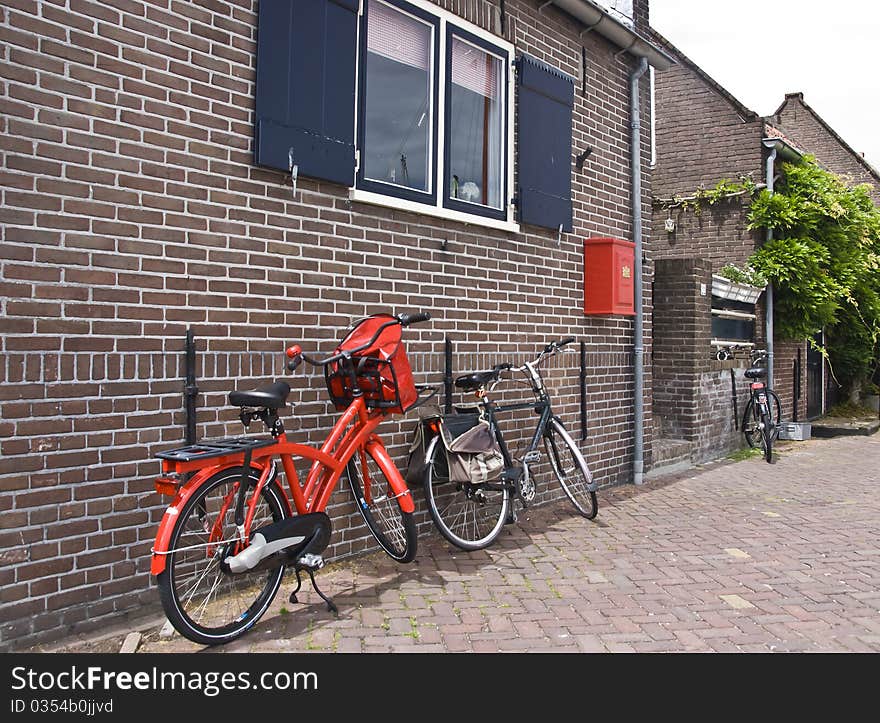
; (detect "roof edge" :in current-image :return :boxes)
[774,92,880,181]
[547,0,676,70]
[646,28,760,123]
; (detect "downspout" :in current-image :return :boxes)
[631,56,648,485]
[764,144,778,391]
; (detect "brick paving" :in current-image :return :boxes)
[37,433,880,653]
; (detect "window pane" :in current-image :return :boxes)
[362,1,433,192]
[448,37,504,209]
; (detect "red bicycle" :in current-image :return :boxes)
[149,312,433,645]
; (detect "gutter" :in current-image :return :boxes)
[761,137,803,391]
[547,0,675,70]
[631,56,649,485]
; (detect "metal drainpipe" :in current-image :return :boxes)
[631,56,648,486]
[764,145,777,390]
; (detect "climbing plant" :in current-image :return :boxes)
[654,176,759,216]
[745,156,880,395]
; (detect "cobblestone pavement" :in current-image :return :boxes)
[35,433,880,653]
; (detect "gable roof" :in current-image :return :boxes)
[773,92,880,181]
[647,29,760,124]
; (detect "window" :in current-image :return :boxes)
[445,31,506,218]
[355,0,513,224]
[253,0,574,233]
[358,0,437,200]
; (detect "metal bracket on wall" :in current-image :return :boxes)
[580,341,588,440]
[288,147,298,198]
[575,146,593,170]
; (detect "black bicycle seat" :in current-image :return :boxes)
[229,381,291,409]
[744,366,766,380]
[454,369,500,391]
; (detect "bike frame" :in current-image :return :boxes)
[484,361,556,468]
[150,395,414,575]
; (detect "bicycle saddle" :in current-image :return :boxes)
[744,366,766,379]
[454,369,499,391]
[229,381,291,409]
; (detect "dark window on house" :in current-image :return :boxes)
[358,0,436,199]
[253,0,576,231]
[444,30,507,218]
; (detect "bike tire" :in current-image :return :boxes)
[346,447,418,563]
[156,466,287,646]
[544,418,598,519]
[761,411,774,463]
[742,389,781,447]
[422,436,510,551]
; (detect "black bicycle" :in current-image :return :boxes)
[741,349,782,463]
[421,338,598,551]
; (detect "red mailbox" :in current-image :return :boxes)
[583,237,635,316]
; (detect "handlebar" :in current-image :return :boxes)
[494,337,578,377]
[285,311,431,371]
[397,312,431,327]
[544,337,575,353]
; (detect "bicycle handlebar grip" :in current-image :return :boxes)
[559,337,576,346]
[397,312,431,327]
[285,345,303,372]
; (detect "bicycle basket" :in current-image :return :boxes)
[324,313,418,414]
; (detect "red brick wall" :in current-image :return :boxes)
[0,0,653,648]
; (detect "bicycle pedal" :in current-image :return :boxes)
[523,451,541,464]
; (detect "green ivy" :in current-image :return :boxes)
[745,157,880,393]
[654,176,759,217]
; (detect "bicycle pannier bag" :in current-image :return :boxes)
[325,314,418,414]
[404,406,442,486]
[439,414,504,484]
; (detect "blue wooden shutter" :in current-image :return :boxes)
[254,0,358,186]
[516,54,574,231]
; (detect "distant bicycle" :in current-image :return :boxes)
[420,338,598,551]
[741,349,781,463]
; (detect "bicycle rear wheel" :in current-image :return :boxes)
[742,390,781,447]
[423,437,510,551]
[543,419,598,519]
[156,466,287,646]
[760,411,774,463]
[346,446,418,563]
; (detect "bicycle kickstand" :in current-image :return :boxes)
[289,565,338,616]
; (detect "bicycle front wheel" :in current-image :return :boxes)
[346,447,418,563]
[423,437,510,551]
[543,419,598,519]
[156,466,287,646]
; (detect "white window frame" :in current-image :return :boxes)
[351,0,519,233]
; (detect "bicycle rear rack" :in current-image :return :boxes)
[157,436,276,463]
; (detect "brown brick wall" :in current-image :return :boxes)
[652,258,755,462]
[0,0,654,648]
[773,94,880,205]
[652,60,763,195]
